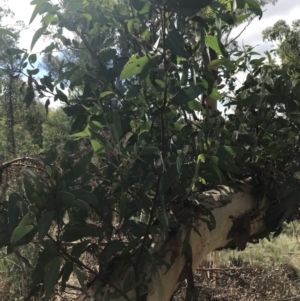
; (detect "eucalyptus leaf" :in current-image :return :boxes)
[44,257,61,301]
[72,152,93,178]
[0,28,17,39]
[166,29,190,58]
[11,224,34,244]
[38,211,54,241]
[120,53,160,79]
[6,48,25,55]
[166,0,213,16]
[31,26,47,50]
[209,59,235,70]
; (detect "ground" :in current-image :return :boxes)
[172,265,300,301]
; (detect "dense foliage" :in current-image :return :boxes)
[1,0,300,300]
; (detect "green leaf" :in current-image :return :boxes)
[72,151,93,178]
[45,98,51,114]
[176,157,182,173]
[8,193,22,235]
[172,84,206,105]
[44,257,61,301]
[166,28,190,58]
[143,173,157,192]
[209,88,222,100]
[72,243,91,259]
[209,59,235,70]
[42,13,55,26]
[55,88,68,103]
[24,87,35,107]
[205,36,222,55]
[244,0,262,19]
[31,242,60,287]
[66,2,84,11]
[70,69,85,88]
[88,120,103,132]
[19,213,35,226]
[166,0,213,16]
[57,191,75,205]
[62,226,102,242]
[11,213,35,244]
[90,130,113,151]
[91,139,105,156]
[140,146,160,156]
[27,68,39,75]
[6,48,25,55]
[82,13,92,21]
[235,14,250,24]
[74,266,87,292]
[131,0,151,14]
[11,225,34,244]
[61,262,73,291]
[159,196,169,236]
[83,104,102,115]
[216,146,244,157]
[28,53,37,65]
[69,126,91,138]
[29,3,42,25]
[70,189,98,206]
[38,211,54,241]
[161,164,179,193]
[181,224,192,256]
[24,178,35,200]
[74,199,91,212]
[208,156,223,183]
[99,91,114,98]
[31,26,47,50]
[0,28,17,39]
[120,53,160,79]
[218,159,240,173]
[113,111,122,141]
[43,75,54,92]
[191,16,209,31]
[123,271,135,293]
[241,94,259,107]
[187,100,204,112]
[29,1,53,24]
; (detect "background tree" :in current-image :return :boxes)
[42,107,71,149]
[0,2,72,296]
[262,19,300,81]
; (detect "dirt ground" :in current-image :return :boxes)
[172,265,300,301]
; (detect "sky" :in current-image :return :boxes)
[232,0,300,50]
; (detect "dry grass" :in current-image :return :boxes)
[219,234,300,270]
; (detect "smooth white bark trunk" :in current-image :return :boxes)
[76,186,267,301]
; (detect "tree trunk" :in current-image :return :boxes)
[6,75,16,156]
[75,184,277,301]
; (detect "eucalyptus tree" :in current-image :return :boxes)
[262,19,300,83]
[2,1,300,301]
[0,5,22,156]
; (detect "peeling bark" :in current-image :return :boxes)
[75,184,281,301]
